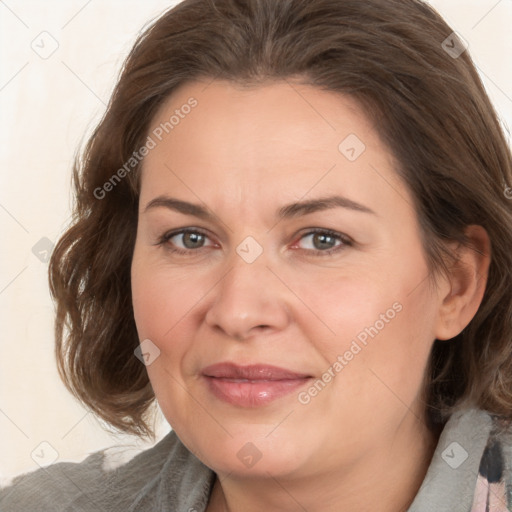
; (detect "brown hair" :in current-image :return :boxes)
[49,0,512,437]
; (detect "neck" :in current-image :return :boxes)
[206,412,440,512]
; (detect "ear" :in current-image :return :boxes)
[434,225,491,341]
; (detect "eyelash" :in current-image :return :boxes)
[156,227,353,257]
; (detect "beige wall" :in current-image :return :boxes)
[1,0,511,482]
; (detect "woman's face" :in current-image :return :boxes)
[131,79,446,478]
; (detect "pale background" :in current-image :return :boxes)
[1,0,511,482]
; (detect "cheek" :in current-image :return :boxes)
[131,254,204,342]
[298,257,437,403]
[131,273,173,340]
[289,269,403,358]
[131,254,198,424]
[130,251,211,401]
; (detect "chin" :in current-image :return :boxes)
[183,426,313,479]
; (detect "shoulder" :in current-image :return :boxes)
[0,430,210,512]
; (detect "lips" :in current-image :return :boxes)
[202,363,310,380]
[201,363,312,407]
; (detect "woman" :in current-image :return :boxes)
[1,0,511,510]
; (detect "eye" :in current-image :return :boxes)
[156,227,352,257]
[291,228,352,256]
[157,228,216,255]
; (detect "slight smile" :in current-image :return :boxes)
[201,363,313,407]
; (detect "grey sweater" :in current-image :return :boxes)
[1,408,511,512]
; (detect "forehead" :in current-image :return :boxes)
[140,79,411,218]
[145,78,373,164]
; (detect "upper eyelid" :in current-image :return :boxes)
[163,227,351,248]
[164,228,216,245]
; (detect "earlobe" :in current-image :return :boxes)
[434,225,491,341]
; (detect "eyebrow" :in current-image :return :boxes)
[143,194,377,219]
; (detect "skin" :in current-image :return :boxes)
[130,79,490,512]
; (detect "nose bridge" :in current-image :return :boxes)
[205,243,290,339]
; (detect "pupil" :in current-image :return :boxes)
[184,232,204,248]
[314,233,334,250]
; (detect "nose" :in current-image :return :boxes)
[204,249,291,341]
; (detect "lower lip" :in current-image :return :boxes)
[203,376,311,407]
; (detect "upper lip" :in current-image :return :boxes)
[201,363,311,380]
